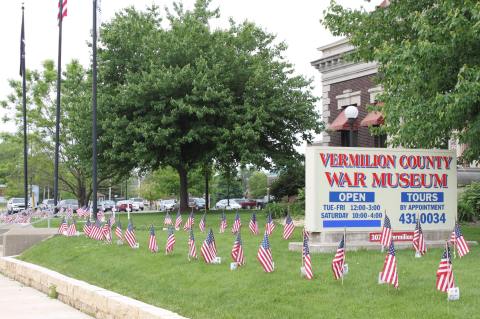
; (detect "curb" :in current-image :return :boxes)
[0,257,188,319]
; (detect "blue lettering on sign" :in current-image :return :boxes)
[401,192,444,202]
[329,192,375,202]
[323,220,382,228]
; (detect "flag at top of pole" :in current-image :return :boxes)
[58,0,67,21]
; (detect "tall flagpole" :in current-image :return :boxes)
[54,0,64,214]
[92,0,98,219]
[21,5,28,210]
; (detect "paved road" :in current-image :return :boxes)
[0,274,93,319]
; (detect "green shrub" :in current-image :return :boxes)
[458,182,480,222]
[265,201,305,219]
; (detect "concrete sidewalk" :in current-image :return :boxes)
[0,274,93,319]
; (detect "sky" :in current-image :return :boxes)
[0,0,377,134]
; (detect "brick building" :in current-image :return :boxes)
[311,38,480,184]
[311,38,385,148]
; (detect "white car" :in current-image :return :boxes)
[214,199,241,210]
[7,198,27,214]
[159,199,176,211]
[129,198,145,211]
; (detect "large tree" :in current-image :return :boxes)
[99,0,322,211]
[1,60,126,205]
[323,0,480,162]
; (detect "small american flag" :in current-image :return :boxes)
[249,212,259,235]
[83,219,92,237]
[92,220,105,241]
[188,229,197,260]
[125,219,137,248]
[380,241,399,288]
[283,214,295,240]
[102,219,112,243]
[148,225,158,253]
[452,223,469,257]
[436,243,455,293]
[57,0,67,21]
[175,211,182,229]
[265,213,275,235]
[257,232,274,272]
[165,227,176,254]
[219,212,227,233]
[201,228,217,263]
[332,236,345,280]
[164,212,172,226]
[231,232,245,266]
[199,213,206,232]
[302,231,313,279]
[67,218,77,237]
[380,214,392,247]
[184,211,194,231]
[58,218,68,235]
[412,219,426,255]
[232,211,241,234]
[302,228,310,240]
[115,220,123,241]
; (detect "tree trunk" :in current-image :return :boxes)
[204,166,209,210]
[177,165,189,212]
[77,185,87,207]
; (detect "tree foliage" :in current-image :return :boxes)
[323,0,480,162]
[99,0,322,211]
[248,171,268,198]
[270,163,304,201]
[1,61,126,205]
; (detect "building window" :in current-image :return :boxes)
[374,134,387,148]
[341,130,358,147]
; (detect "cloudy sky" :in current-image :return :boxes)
[0,0,376,133]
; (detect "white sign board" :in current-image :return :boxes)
[305,146,457,232]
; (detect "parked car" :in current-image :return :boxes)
[41,198,55,210]
[159,199,176,212]
[7,198,27,214]
[58,199,79,211]
[100,200,115,212]
[129,198,145,211]
[214,199,242,210]
[192,197,206,209]
[116,200,133,212]
[235,198,257,209]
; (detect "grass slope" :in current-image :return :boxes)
[20,212,480,319]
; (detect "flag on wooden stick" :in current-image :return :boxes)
[249,212,259,235]
[266,213,275,235]
[148,225,158,253]
[125,219,138,248]
[58,217,68,235]
[165,227,176,254]
[380,214,392,248]
[257,232,274,272]
[283,214,295,240]
[412,219,426,255]
[436,243,455,293]
[231,232,245,266]
[302,230,313,279]
[332,235,345,280]
[201,228,217,263]
[232,211,241,234]
[219,212,227,233]
[188,229,197,260]
[175,211,182,229]
[380,241,399,288]
[199,213,206,232]
[451,223,469,257]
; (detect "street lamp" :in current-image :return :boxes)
[344,105,359,147]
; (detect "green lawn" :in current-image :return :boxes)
[20,211,480,319]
